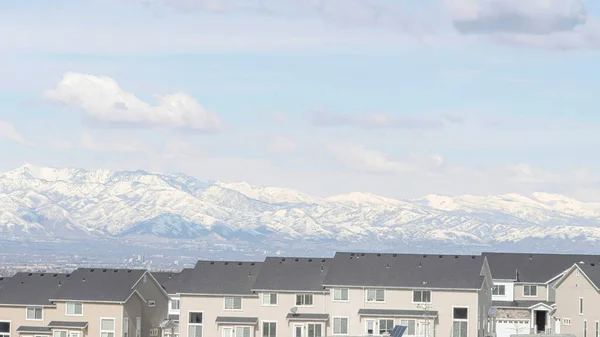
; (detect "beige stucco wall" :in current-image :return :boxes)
[135,273,170,336]
[0,305,56,336]
[50,301,124,337]
[554,268,600,337]
[513,284,548,301]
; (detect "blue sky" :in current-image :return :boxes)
[1,0,600,199]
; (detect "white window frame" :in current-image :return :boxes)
[100,317,116,337]
[413,290,432,303]
[365,289,385,303]
[596,321,599,337]
[379,319,394,335]
[333,317,349,335]
[400,319,416,336]
[148,300,156,307]
[170,298,180,312]
[150,329,159,337]
[262,321,277,337]
[188,311,203,337]
[261,293,278,306]
[564,318,572,326]
[296,294,314,307]
[452,306,469,337]
[307,323,323,337]
[523,285,537,297]
[224,297,243,311]
[332,288,349,302]
[124,317,129,337]
[235,326,251,337]
[492,285,506,296]
[26,307,44,321]
[585,320,588,337]
[579,297,584,315]
[53,330,68,337]
[65,302,83,316]
[69,332,80,337]
[0,320,10,337]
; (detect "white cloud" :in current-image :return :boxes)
[267,136,297,154]
[44,72,221,131]
[0,121,31,145]
[310,110,460,129]
[448,0,600,49]
[53,130,152,153]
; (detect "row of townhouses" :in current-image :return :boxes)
[1,252,599,337]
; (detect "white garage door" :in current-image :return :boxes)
[496,319,530,337]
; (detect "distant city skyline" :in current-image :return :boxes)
[1,0,600,200]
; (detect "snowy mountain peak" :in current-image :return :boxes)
[2,164,600,253]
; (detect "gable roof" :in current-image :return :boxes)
[51,268,146,302]
[153,269,194,295]
[322,252,486,289]
[483,252,600,283]
[0,276,9,291]
[178,261,262,296]
[578,262,600,289]
[252,257,331,292]
[0,272,68,306]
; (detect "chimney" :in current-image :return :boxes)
[82,277,86,282]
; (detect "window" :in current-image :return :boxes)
[366,289,385,302]
[400,320,416,336]
[333,288,349,301]
[413,290,432,303]
[523,285,537,297]
[236,327,250,337]
[124,318,129,337]
[307,324,322,337]
[100,318,115,337]
[452,308,468,337]
[492,285,506,296]
[66,302,83,315]
[333,317,348,335]
[0,322,10,337]
[149,300,156,307]
[595,321,599,337]
[224,297,242,310]
[150,329,159,336]
[69,332,80,337]
[585,320,588,337]
[135,317,141,337]
[263,322,276,337]
[379,320,394,335]
[26,307,43,320]
[189,312,203,337]
[262,293,278,306]
[53,331,67,337]
[564,318,572,326]
[579,297,584,315]
[296,294,314,306]
[170,299,180,311]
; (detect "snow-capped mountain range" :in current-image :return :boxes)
[2,164,600,253]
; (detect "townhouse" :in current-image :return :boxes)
[322,253,493,337]
[553,262,600,337]
[482,253,600,337]
[0,268,168,337]
[154,269,195,337]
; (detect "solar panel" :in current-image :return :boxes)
[391,325,408,337]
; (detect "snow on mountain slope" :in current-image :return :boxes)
[2,164,600,251]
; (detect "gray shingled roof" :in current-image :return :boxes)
[215,317,258,324]
[286,313,329,321]
[0,277,10,291]
[16,326,52,334]
[358,309,438,318]
[577,262,600,289]
[178,261,262,295]
[483,252,600,283]
[323,252,485,289]
[252,257,331,292]
[48,321,88,329]
[153,270,187,294]
[493,300,554,308]
[0,272,68,306]
[51,268,146,302]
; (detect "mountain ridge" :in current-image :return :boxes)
[2,164,600,253]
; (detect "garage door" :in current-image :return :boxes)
[496,319,530,337]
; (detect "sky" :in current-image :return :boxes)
[1,0,600,200]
